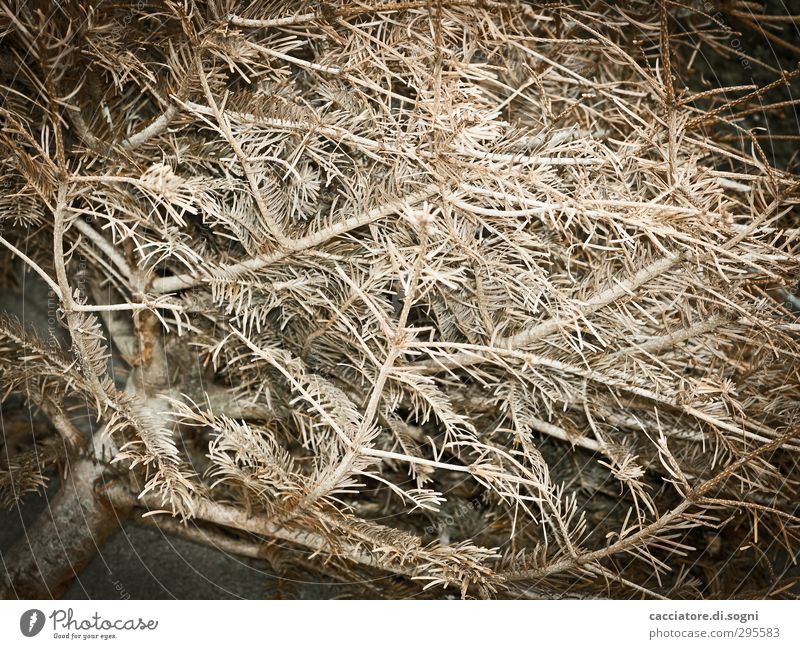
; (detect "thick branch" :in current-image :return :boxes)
[0,458,127,599]
[105,485,389,574]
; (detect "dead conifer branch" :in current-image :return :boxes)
[1,0,799,599]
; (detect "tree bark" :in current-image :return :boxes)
[0,457,126,599]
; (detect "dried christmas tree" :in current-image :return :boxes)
[1,0,799,599]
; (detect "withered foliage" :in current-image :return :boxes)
[1,0,799,599]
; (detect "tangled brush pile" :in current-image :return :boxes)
[1,0,799,599]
